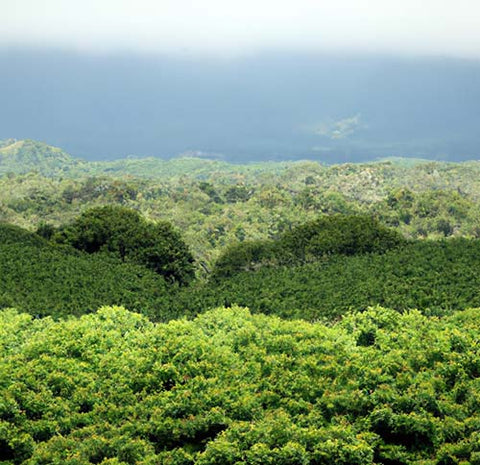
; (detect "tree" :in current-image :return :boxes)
[280,215,405,262]
[212,240,276,279]
[54,206,195,285]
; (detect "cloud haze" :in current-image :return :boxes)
[2,0,480,57]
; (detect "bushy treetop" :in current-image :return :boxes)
[213,215,405,278]
[53,206,195,285]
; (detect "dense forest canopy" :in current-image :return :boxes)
[3,1,480,462]
[2,208,480,323]
[2,306,480,464]
[2,140,480,268]
[2,141,480,464]
[50,205,195,285]
[212,215,405,278]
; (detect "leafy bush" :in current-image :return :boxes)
[53,206,195,285]
[213,215,405,277]
[2,306,480,463]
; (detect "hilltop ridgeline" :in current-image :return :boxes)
[2,210,480,322]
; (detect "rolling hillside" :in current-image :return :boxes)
[0,222,174,320]
[0,139,82,176]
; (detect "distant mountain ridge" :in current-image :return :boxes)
[0,138,475,180]
[0,139,81,175]
[0,138,290,177]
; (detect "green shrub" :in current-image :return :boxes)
[1,306,480,463]
[53,206,195,285]
[280,215,405,262]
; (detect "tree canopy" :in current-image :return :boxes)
[53,206,195,285]
[2,306,480,464]
[213,215,405,278]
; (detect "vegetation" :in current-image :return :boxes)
[0,139,81,176]
[197,238,480,320]
[0,222,178,320]
[3,213,480,324]
[3,140,480,463]
[50,206,195,285]
[2,142,480,268]
[213,216,405,278]
[2,306,480,464]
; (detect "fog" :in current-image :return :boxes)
[3,0,480,58]
[2,1,480,161]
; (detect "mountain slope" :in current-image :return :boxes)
[0,139,82,175]
[0,222,174,320]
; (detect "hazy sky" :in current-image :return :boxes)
[2,0,480,58]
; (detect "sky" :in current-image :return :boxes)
[2,1,480,162]
[2,0,480,58]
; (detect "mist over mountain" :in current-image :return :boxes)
[1,48,479,162]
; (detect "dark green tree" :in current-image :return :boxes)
[280,215,405,262]
[212,239,276,279]
[54,206,195,284]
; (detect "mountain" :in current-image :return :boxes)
[0,138,293,178]
[1,48,479,163]
[0,138,477,188]
[0,139,82,175]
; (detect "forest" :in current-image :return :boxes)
[3,306,480,464]
[1,140,480,464]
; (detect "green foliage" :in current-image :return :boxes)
[35,222,56,240]
[4,153,480,268]
[213,215,405,278]
[54,206,195,285]
[212,240,276,278]
[0,139,80,176]
[280,215,405,261]
[0,222,48,247]
[2,306,480,463]
[0,222,180,320]
[198,182,223,204]
[3,219,480,323]
[224,185,254,203]
[182,238,480,321]
[3,140,480,463]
